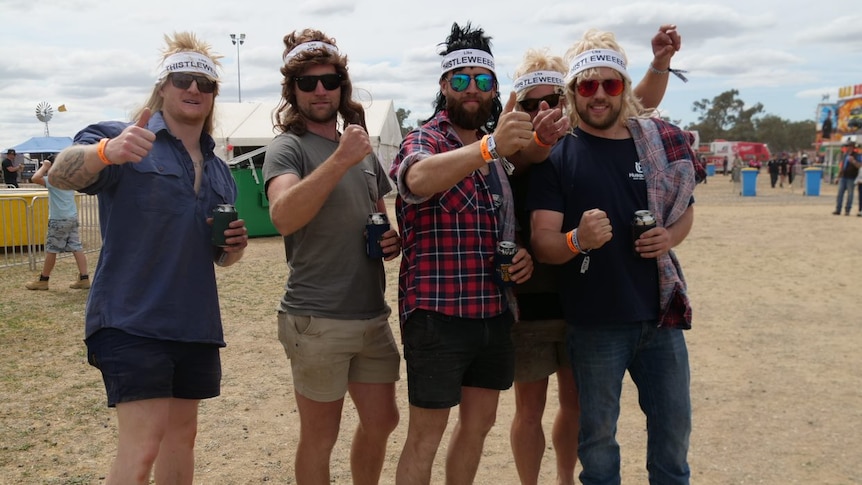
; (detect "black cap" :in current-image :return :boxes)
[5,148,15,155]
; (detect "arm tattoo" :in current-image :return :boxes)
[51,147,100,190]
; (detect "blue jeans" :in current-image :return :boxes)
[567,321,691,485]
[835,177,855,213]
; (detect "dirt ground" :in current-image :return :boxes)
[1,169,860,484]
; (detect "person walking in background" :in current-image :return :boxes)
[3,148,21,187]
[833,140,860,216]
[778,153,789,188]
[528,29,701,485]
[856,160,862,217]
[788,156,798,188]
[48,32,248,485]
[506,24,683,485]
[24,155,90,291]
[389,21,535,485]
[262,29,402,485]
[767,157,779,188]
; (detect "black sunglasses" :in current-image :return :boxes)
[518,93,562,112]
[169,73,217,94]
[294,73,343,92]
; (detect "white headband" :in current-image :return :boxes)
[513,70,565,94]
[283,41,340,62]
[566,49,629,82]
[441,49,495,75]
[157,52,218,83]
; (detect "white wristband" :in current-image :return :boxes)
[648,63,669,75]
[487,134,501,160]
[571,228,590,254]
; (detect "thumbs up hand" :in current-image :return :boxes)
[493,91,533,158]
[102,108,157,164]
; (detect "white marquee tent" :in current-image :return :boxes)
[213,99,403,173]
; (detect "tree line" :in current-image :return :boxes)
[682,89,815,155]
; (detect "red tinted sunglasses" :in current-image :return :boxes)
[575,79,624,97]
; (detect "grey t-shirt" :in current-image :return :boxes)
[263,131,392,319]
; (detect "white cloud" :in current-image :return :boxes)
[2,0,860,150]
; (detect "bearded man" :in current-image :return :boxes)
[388,21,540,485]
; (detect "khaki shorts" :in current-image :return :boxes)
[278,310,401,402]
[512,319,568,382]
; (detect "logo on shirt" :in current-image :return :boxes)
[492,193,503,209]
[629,161,645,181]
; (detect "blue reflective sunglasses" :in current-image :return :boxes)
[448,73,494,92]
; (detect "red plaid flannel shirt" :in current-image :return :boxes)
[389,111,508,326]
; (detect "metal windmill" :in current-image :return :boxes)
[36,101,54,136]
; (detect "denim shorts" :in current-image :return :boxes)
[85,328,221,407]
[403,309,514,409]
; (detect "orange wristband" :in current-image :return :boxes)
[566,230,579,255]
[533,131,553,148]
[479,135,493,162]
[97,138,112,165]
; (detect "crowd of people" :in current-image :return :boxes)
[42,23,706,485]
[765,153,809,189]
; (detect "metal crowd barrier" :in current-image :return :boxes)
[0,189,101,271]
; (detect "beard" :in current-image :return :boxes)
[446,95,493,130]
[576,100,622,131]
[297,98,339,124]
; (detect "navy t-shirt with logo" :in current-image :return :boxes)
[526,128,659,326]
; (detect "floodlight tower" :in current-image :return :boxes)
[230,33,246,102]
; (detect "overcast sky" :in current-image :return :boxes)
[2,0,860,151]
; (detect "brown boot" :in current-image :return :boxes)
[69,275,91,290]
[25,275,49,291]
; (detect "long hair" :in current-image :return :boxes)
[273,29,365,136]
[132,32,223,135]
[425,22,502,132]
[512,48,567,104]
[562,29,651,130]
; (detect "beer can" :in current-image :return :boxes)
[494,241,518,287]
[365,212,390,258]
[631,210,657,251]
[211,204,238,247]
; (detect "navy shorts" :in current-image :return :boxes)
[402,309,514,409]
[85,328,222,407]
